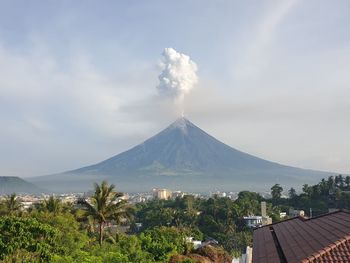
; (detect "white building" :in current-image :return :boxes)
[152,188,172,200]
[243,202,272,228]
[243,216,263,228]
[185,237,202,249]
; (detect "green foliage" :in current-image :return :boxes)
[87,239,154,263]
[288,187,297,199]
[32,212,89,256]
[52,251,104,263]
[134,194,255,255]
[0,194,22,216]
[235,192,261,217]
[271,184,283,201]
[289,175,350,216]
[0,216,60,262]
[1,177,349,262]
[140,227,192,262]
[78,181,132,245]
[34,196,71,215]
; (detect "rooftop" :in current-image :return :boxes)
[252,210,350,263]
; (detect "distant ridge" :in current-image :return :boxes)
[0,176,44,195]
[30,117,334,192]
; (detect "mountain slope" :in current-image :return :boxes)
[30,118,333,192]
[0,176,44,195]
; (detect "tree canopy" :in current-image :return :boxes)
[0,176,349,262]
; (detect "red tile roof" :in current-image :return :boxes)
[252,210,350,263]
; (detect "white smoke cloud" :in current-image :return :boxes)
[157,48,198,106]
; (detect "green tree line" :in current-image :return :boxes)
[0,175,349,262]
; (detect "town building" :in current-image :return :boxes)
[172,191,185,198]
[289,208,305,218]
[279,212,287,219]
[152,188,172,199]
[243,202,272,228]
[243,216,263,228]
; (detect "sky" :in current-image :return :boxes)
[0,0,349,177]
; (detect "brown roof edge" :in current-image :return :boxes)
[253,209,350,231]
[306,209,350,221]
[253,209,350,263]
[303,234,350,261]
[253,215,305,230]
[306,254,316,262]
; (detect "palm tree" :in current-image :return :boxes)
[271,184,283,201]
[345,176,350,189]
[302,184,311,196]
[37,196,63,215]
[288,187,297,199]
[1,193,22,216]
[327,176,335,189]
[78,181,131,245]
[319,178,328,195]
[335,174,344,189]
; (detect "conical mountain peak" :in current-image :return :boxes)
[172,116,191,125]
[168,117,194,133]
[31,116,333,193]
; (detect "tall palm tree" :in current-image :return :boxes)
[1,193,22,216]
[36,196,63,215]
[78,181,131,245]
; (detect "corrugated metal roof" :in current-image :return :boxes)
[252,210,350,263]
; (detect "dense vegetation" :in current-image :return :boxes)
[284,174,350,215]
[0,175,349,262]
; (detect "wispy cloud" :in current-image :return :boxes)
[0,40,159,176]
[233,0,300,78]
[0,1,349,177]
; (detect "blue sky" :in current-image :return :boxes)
[0,0,349,177]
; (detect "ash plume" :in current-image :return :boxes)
[157,48,198,111]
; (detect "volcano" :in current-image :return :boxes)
[30,118,333,192]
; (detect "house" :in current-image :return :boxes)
[252,209,350,262]
[243,216,263,228]
[289,209,305,218]
[244,202,272,228]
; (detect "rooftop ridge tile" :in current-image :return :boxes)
[304,235,350,262]
[253,211,350,262]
